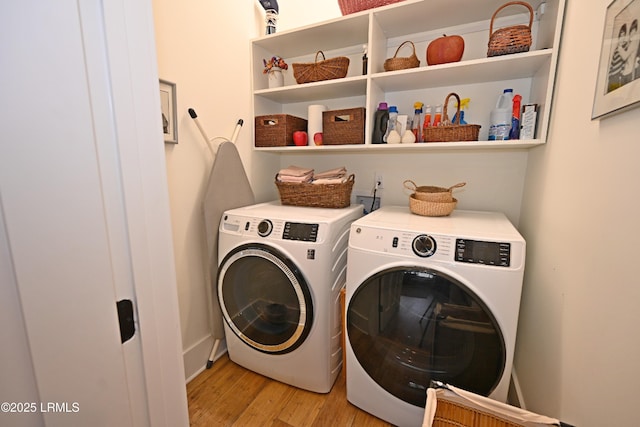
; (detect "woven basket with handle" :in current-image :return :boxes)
[338,0,405,15]
[384,41,420,72]
[422,93,480,142]
[403,181,466,202]
[487,1,534,57]
[292,51,350,84]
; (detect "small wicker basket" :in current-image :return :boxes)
[292,51,350,84]
[423,93,481,142]
[409,194,457,217]
[275,174,355,208]
[487,1,534,57]
[403,181,466,202]
[338,0,406,15]
[384,41,420,72]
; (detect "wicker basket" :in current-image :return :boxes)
[403,181,466,202]
[276,174,355,208]
[292,51,350,84]
[409,194,457,217]
[322,108,365,145]
[423,93,481,142]
[432,399,525,427]
[487,1,534,57]
[338,0,406,15]
[384,41,420,72]
[254,114,308,147]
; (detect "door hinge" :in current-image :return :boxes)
[117,299,135,343]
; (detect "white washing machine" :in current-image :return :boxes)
[217,201,362,393]
[345,206,525,426]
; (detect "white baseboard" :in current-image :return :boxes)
[183,335,227,383]
[508,368,527,410]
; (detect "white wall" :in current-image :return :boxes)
[515,1,640,426]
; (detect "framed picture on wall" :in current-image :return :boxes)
[159,79,178,143]
[592,0,640,119]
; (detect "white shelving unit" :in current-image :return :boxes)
[250,0,565,152]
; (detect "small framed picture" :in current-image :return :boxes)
[592,0,640,119]
[159,79,178,143]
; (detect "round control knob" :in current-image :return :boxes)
[257,220,273,237]
[412,234,436,257]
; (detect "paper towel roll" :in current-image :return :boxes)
[308,105,328,145]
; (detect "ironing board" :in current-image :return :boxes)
[190,110,255,368]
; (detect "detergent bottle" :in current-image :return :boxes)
[371,102,389,144]
[509,94,522,140]
[385,106,401,144]
[411,102,424,142]
[488,89,513,140]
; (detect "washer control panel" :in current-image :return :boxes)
[455,239,511,267]
[283,222,319,242]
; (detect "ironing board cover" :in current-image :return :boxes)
[202,140,254,338]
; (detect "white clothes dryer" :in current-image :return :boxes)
[345,206,525,426]
[217,201,362,393]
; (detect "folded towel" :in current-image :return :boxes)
[278,165,314,177]
[312,176,348,185]
[313,166,347,180]
[278,171,313,183]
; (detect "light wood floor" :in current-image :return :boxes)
[187,353,393,426]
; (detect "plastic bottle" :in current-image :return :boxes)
[422,105,432,131]
[509,94,522,140]
[371,102,389,144]
[411,102,424,142]
[362,44,368,75]
[489,89,513,141]
[452,97,470,124]
[432,105,443,127]
[385,106,401,144]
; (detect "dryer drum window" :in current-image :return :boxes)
[347,266,506,408]
[218,244,314,354]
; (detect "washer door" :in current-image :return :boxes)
[347,266,505,408]
[218,243,313,354]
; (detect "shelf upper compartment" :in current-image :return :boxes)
[371,0,546,38]
[251,14,369,59]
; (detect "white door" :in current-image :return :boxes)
[0,2,188,427]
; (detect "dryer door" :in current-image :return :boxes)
[218,243,313,354]
[347,266,505,407]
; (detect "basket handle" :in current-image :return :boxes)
[314,51,326,63]
[392,41,416,59]
[442,93,462,126]
[403,179,418,191]
[489,1,534,36]
[447,182,466,191]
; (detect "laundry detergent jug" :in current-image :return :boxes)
[488,89,513,141]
